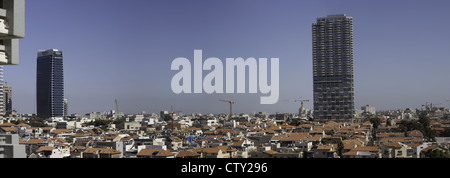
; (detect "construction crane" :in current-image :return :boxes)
[220,99,234,120]
[169,106,182,132]
[295,99,310,116]
[282,97,309,116]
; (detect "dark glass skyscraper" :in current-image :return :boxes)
[312,14,354,121]
[36,49,64,119]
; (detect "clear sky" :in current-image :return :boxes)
[4,0,450,115]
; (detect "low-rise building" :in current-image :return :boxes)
[137,149,175,158]
[0,134,26,158]
[307,145,337,158]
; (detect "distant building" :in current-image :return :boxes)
[3,83,12,117]
[312,14,355,122]
[361,105,376,115]
[160,110,169,120]
[63,98,68,118]
[0,68,11,118]
[36,49,64,119]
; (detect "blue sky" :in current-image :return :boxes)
[4,0,450,115]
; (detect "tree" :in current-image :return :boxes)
[28,116,48,127]
[386,119,392,126]
[163,115,172,122]
[394,116,437,141]
[337,141,344,157]
[418,116,436,141]
[418,116,431,129]
[440,128,450,137]
[289,119,300,126]
[326,130,335,136]
[423,149,450,158]
[369,117,381,129]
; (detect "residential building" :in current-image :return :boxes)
[361,105,376,115]
[35,145,70,158]
[0,134,26,158]
[341,146,381,158]
[124,122,141,131]
[91,140,125,158]
[82,148,102,158]
[137,149,175,158]
[98,148,121,158]
[193,147,231,158]
[380,142,414,158]
[312,14,355,122]
[0,0,25,65]
[36,49,64,120]
[3,82,11,117]
[175,150,200,158]
[308,145,338,158]
[166,137,182,151]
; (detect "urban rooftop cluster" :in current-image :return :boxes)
[1,103,450,158]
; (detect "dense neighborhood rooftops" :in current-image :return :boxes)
[1,109,450,158]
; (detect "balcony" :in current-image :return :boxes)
[0,43,7,64]
[0,18,8,36]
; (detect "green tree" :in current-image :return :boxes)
[28,116,48,127]
[440,128,450,137]
[163,115,172,122]
[369,117,381,129]
[337,141,344,157]
[394,116,437,141]
[289,119,300,126]
[423,149,450,158]
[418,116,431,129]
[326,130,335,136]
[386,119,392,126]
[418,116,436,141]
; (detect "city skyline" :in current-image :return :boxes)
[3,0,450,115]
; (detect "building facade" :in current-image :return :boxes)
[3,83,11,116]
[63,98,68,118]
[312,14,355,122]
[361,104,376,115]
[0,0,25,65]
[36,49,64,119]
[0,66,4,118]
[0,67,11,118]
[0,134,26,158]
